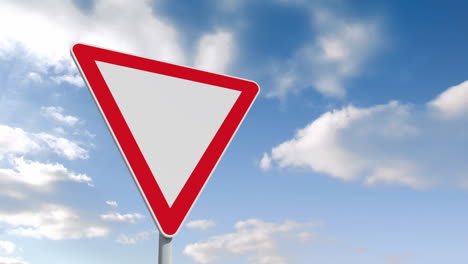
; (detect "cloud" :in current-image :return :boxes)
[428,80,468,119]
[269,8,381,98]
[25,72,43,83]
[0,0,237,88]
[0,124,91,194]
[0,0,187,86]
[365,163,422,187]
[100,212,144,224]
[0,204,109,240]
[40,106,79,126]
[0,190,27,200]
[0,157,93,190]
[0,124,89,161]
[297,231,315,242]
[0,240,16,255]
[262,102,411,179]
[116,230,156,245]
[0,256,28,264]
[260,102,426,188]
[194,31,235,74]
[262,81,468,189]
[105,201,118,208]
[186,219,216,230]
[259,152,272,171]
[50,74,85,87]
[36,133,88,160]
[184,219,319,264]
[0,125,40,158]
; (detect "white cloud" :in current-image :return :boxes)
[428,80,468,118]
[105,201,118,208]
[259,152,272,170]
[0,0,239,91]
[265,103,388,180]
[100,212,144,224]
[0,204,109,240]
[0,0,186,86]
[52,127,65,135]
[0,240,16,255]
[263,81,468,189]
[116,230,156,245]
[250,255,289,264]
[40,106,79,126]
[194,31,235,74]
[184,219,319,264]
[0,190,27,200]
[25,72,43,83]
[262,101,425,188]
[0,256,28,264]
[269,8,381,98]
[297,231,314,242]
[365,163,424,188]
[0,157,93,189]
[186,219,216,230]
[50,74,84,87]
[36,133,88,160]
[68,173,94,186]
[0,124,89,161]
[262,101,426,188]
[0,125,40,157]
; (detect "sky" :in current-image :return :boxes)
[0,0,468,263]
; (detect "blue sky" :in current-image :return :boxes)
[0,0,468,263]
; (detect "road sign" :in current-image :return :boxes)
[71,44,259,237]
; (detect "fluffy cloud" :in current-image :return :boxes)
[260,102,426,188]
[40,106,79,126]
[105,201,118,208]
[186,219,216,230]
[0,204,109,240]
[269,8,381,98]
[36,133,88,160]
[0,240,16,255]
[116,230,156,245]
[0,0,185,85]
[50,74,85,87]
[184,219,319,264]
[194,31,235,74]
[428,80,468,119]
[0,157,93,189]
[0,256,28,264]
[262,102,414,180]
[0,125,40,157]
[262,81,468,189]
[100,212,144,224]
[259,153,272,170]
[25,72,43,83]
[0,124,89,161]
[0,0,236,87]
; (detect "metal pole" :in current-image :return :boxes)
[158,232,172,264]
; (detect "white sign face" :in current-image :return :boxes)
[72,43,259,237]
[96,61,241,206]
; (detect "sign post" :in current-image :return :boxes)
[71,43,259,262]
[158,233,172,264]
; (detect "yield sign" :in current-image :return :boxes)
[71,44,259,237]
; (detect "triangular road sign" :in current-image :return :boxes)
[71,44,259,237]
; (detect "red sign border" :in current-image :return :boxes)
[71,44,259,237]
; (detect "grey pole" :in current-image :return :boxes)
[158,232,172,264]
